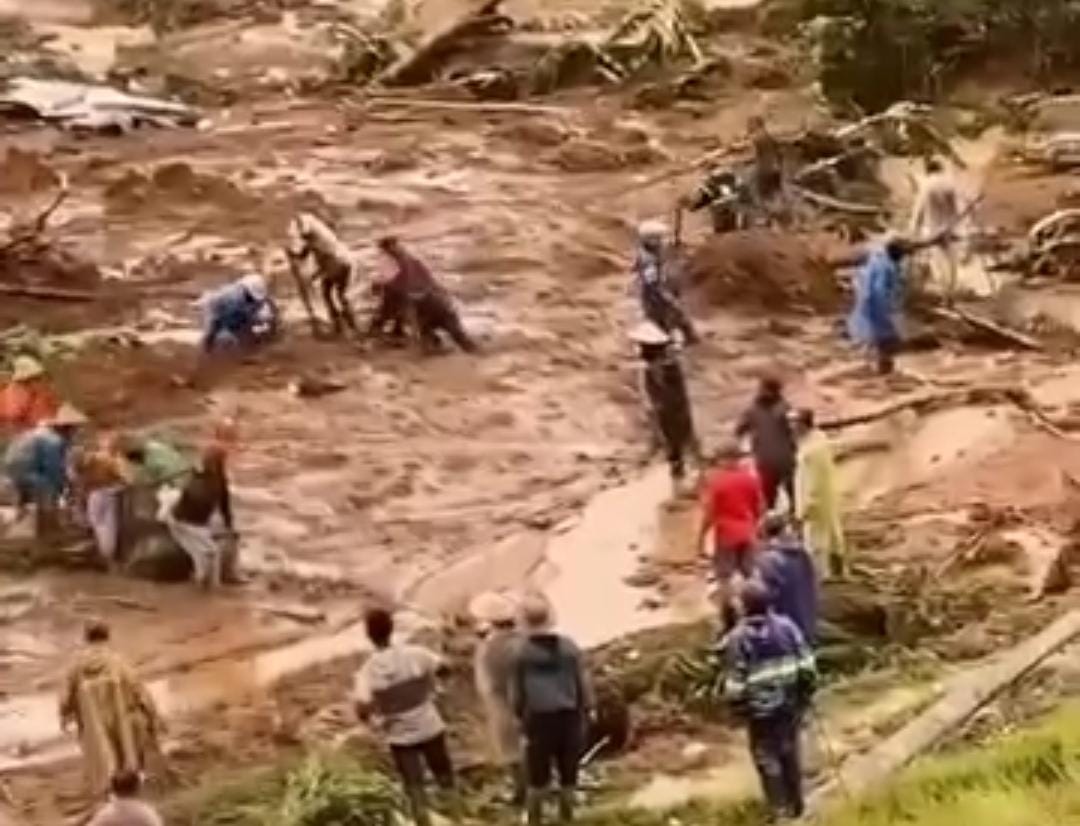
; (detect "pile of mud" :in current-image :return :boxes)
[683,230,843,312]
[105,162,260,214]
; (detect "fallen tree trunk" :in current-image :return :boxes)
[927,306,1044,351]
[366,96,570,116]
[379,0,512,87]
[823,382,1080,441]
[821,385,1027,430]
[808,609,1080,812]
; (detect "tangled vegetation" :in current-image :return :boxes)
[787,0,1080,112]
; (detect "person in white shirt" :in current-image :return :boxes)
[88,771,163,826]
[910,157,963,300]
[353,608,456,826]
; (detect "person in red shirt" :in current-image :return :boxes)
[0,356,59,438]
[698,441,765,624]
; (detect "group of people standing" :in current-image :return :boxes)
[0,353,239,588]
[354,593,593,826]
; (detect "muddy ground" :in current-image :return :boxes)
[3,0,1080,822]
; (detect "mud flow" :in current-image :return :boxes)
[3,0,1080,822]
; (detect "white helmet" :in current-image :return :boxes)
[637,219,669,243]
[239,273,268,302]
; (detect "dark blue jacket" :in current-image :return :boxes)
[200,283,270,352]
[756,537,819,644]
[723,612,816,721]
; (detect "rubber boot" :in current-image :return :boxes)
[557,788,575,823]
[406,784,432,826]
[526,789,545,826]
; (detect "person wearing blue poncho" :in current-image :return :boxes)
[847,234,910,374]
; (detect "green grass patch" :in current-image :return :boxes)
[825,701,1080,826]
[162,750,404,826]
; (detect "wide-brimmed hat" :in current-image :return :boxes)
[11,355,45,382]
[470,591,517,626]
[520,592,553,631]
[50,403,88,427]
[629,321,671,346]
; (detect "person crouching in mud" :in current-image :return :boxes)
[371,236,477,354]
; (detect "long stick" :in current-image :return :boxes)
[283,249,322,338]
[0,283,95,302]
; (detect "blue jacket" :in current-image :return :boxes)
[633,245,674,299]
[723,611,816,720]
[4,426,70,499]
[757,537,819,644]
[848,247,901,345]
[201,283,266,352]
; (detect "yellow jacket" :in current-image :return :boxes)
[795,428,847,561]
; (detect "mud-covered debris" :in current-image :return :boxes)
[546,138,666,172]
[379,0,513,87]
[492,118,570,147]
[683,230,842,312]
[530,0,705,94]
[291,375,348,399]
[0,77,200,133]
[633,56,732,107]
[530,41,625,95]
[604,0,703,75]
[452,66,520,100]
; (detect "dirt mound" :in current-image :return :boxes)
[105,162,260,213]
[0,149,62,197]
[683,230,843,312]
[545,137,666,172]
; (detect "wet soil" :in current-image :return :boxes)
[3,2,1080,822]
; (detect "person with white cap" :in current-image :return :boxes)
[0,355,59,439]
[511,592,594,826]
[197,272,278,353]
[287,212,360,337]
[472,591,526,809]
[3,402,87,536]
[631,220,699,345]
[631,320,700,495]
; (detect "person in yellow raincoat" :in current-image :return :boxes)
[59,622,164,796]
[792,409,847,578]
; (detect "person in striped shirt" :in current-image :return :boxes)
[723,580,817,820]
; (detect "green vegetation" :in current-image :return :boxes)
[824,701,1080,826]
[783,0,1080,112]
[163,751,404,826]
[162,702,1080,826]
